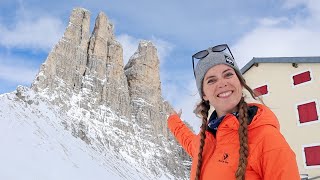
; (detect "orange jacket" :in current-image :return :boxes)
[168,103,300,180]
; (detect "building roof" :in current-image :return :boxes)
[241,56,320,74]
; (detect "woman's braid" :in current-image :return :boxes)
[194,100,210,180]
[235,97,249,180]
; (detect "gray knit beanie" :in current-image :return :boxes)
[194,48,243,98]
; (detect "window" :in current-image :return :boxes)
[304,145,320,166]
[254,85,268,96]
[293,71,311,85]
[297,101,318,123]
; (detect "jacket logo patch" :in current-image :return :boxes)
[218,153,229,164]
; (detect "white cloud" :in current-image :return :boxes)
[258,17,290,26]
[161,71,201,133]
[232,27,320,68]
[117,34,140,65]
[0,62,38,84]
[282,0,313,9]
[117,34,174,65]
[0,64,37,84]
[151,36,174,65]
[0,10,65,51]
[0,6,62,91]
[232,0,320,68]
[175,81,202,134]
[0,52,39,84]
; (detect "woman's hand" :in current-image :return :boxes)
[170,109,182,118]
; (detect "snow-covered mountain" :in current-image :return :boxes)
[0,8,191,180]
[0,87,157,180]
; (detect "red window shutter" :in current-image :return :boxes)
[298,102,318,123]
[293,71,311,85]
[254,85,268,96]
[304,146,320,166]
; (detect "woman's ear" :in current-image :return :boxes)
[202,94,208,101]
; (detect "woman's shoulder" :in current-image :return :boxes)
[247,103,286,150]
[247,103,280,131]
[248,118,290,155]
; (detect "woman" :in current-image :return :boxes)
[167,44,300,180]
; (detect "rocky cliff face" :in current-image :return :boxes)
[30,8,190,179]
[125,41,171,138]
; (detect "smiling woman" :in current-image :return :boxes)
[167,44,300,180]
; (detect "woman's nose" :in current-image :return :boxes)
[217,79,228,88]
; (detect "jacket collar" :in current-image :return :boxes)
[207,105,258,136]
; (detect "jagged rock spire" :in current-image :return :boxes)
[82,11,131,117]
[32,8,91,92]
[124,40,170,135]
[63,8,91,50]
[125,40,162,106]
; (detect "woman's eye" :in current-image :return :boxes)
[207,79,216,84]
[225,72,234,77]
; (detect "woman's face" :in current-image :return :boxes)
[202,64,243,117]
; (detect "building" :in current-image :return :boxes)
[241,57,320,178]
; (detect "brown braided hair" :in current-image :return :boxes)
[194,71,258,180]
[194,100,210,180]
[235,96,249,180]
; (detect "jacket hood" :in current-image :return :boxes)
[247,103,280,130]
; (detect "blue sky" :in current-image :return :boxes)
[1,0,320,130]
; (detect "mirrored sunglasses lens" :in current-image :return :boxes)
[212,45,227,52]
[193,50,209,59]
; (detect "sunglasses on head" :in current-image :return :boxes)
[192,44,234,78]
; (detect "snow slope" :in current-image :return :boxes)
[0,87,159,180]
